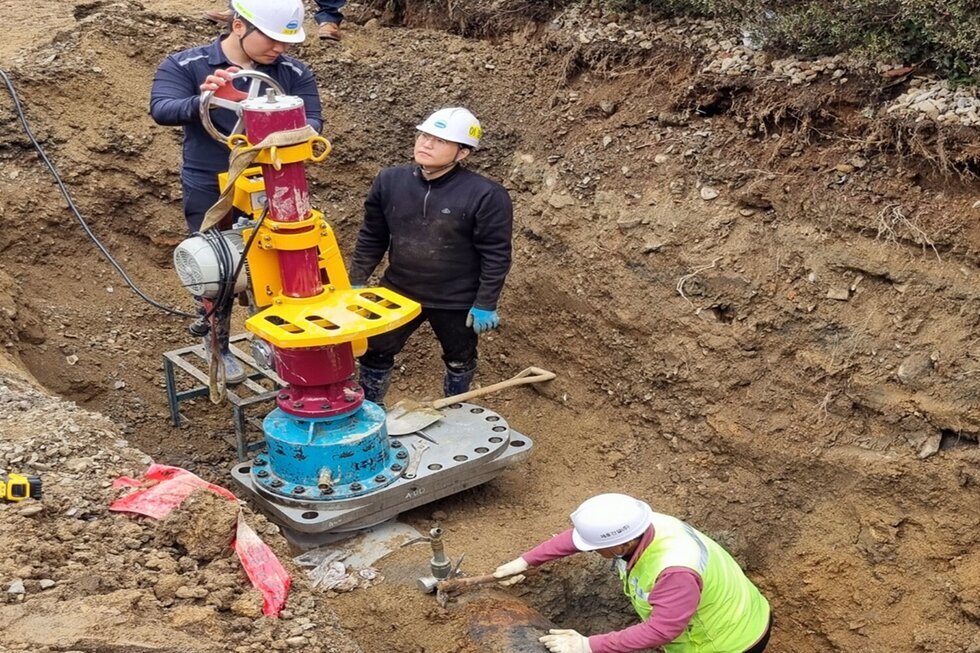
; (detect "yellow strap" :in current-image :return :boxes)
[200,125,320,232]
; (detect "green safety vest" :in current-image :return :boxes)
[614,513,770,653]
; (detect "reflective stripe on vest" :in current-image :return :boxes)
[615,513,770,653]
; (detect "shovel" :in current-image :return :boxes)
[385,366,556,436]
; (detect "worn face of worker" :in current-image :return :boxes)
[414,131,471,170]
[233,19,289,65]
[596,540,639,560]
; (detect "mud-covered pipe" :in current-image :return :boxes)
[459,591,555,652]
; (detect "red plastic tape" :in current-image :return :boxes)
[109,463,236,519]
[234,516,292,617]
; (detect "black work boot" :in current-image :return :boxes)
[443,367,476,397]
[359,364,394,408]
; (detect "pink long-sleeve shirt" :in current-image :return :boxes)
[522,527,703,653]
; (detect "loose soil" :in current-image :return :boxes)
[1,1,979,652]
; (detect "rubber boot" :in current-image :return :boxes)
[359,364,394,408]
[203,337,247,386]
[443,367,476,397]
[220,346,247,385]
[208,302,247,386]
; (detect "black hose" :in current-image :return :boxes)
[232,207,266,285]
[0,67,196,318]
[193,205,267,322]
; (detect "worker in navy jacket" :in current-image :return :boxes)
[150,0,322,232]
[348,108,513,405]
[150,0,322,385]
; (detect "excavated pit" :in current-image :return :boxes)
[2,1,980,652]
[511,556,638,637]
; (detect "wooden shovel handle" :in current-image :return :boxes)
[436,567,540,593]
[430,367,556,410]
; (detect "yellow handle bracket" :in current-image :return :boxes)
[224,135,332,168]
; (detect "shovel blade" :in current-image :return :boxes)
[385,400,444,436]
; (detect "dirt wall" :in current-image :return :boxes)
[1,1,979,651]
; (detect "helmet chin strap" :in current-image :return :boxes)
[419,148,464,178]
[235,20,259,68]
[419,160,458,177]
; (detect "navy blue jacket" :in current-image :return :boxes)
[348,164,513,311]
[149,38,322,188]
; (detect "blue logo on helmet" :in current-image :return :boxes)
[434,120,447,129]
[286,20,299,29]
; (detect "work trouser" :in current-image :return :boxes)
[182,175,221,233]
[359,307,477,374]
[313,0,347,25]
[181,174,238,234]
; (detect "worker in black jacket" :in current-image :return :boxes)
[348,108,513,405]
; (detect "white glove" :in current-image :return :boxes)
[539,629,592,653]
[492,556,529,586]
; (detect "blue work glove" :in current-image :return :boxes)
[466,307,500,334]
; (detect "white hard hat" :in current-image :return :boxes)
[231,0,306,44]
[570,493,653,551]
[416,107,482,149]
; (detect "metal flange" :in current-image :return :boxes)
[230,402,533,535]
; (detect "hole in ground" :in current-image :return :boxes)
[939,429,977,450]
[518,556,637,635]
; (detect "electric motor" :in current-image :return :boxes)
[173,230,248,298]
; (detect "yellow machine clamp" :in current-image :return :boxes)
[254,213,326,252]
[226,133,332,171]
[216,130,422,353]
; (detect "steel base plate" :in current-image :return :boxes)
[230,402,532,534]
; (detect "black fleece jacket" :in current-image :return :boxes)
[348,164,513,310]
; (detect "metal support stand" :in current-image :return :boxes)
[162,333,284,460]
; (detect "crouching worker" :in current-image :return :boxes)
[493,493,772,653]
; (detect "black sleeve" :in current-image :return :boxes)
[348,172,390,285]
[471,185,513,310]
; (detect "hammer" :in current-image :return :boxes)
[434,567,540,607]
